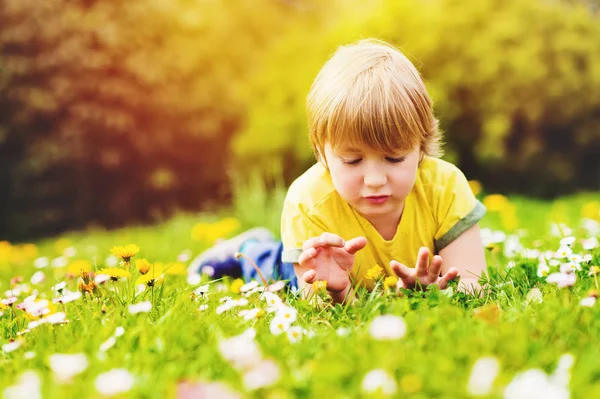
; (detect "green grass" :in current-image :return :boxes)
[1,190,599,398]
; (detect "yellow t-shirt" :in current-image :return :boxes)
[280,156,486,290]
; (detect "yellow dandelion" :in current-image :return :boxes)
[312,280,327,293]
[383,275,399,289]
[165,262,187,276]
[483,194,510,212]
[473,303,502,324]
[55,238,72,255]
[230,278,244,294]
[365,264,384,280]
[582,201,600,222]
[400,374,422,394]
[135,259,152,275]
[67,259,92,277]
[21,244,38,260]
[97,267,131,281]
[136,264,164,286]
[0,302,6,310]
[110,244,140,261]
[468,180,483,197]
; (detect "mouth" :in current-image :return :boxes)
[365,195,390,205]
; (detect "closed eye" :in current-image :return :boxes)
[342,158,362,165]
[386,156,405,163]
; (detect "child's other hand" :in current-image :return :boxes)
[299,233,367,293]
[390,247,459,290]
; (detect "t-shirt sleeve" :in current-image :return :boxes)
[433,167,486,252]
[280,200,327,263]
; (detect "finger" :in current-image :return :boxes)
[302,237,321,251]
[390,260,413,280]
[298,247,317,266]
[438,267,459,290]
[316,232,345,248]
[344,236,367,255]
[415,247,429,277]
[302,269,317,284]
[428,255,443,280]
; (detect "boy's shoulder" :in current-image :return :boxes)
[418,156,466,187]
[285,162,337,209]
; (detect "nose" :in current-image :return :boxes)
[363,164,387,188]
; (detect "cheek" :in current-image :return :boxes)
[330,166,360,195]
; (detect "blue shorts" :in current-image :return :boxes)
[238,239,298,289]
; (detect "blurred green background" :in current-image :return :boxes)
[1,0,599,241]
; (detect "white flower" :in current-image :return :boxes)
[2,340,23,353]
[53,282,67,293]
[546,272,576,288]
[218,328,262,370]
[262,292,283,310]
[95,369,135,395]
[51,256,68,268]
[537,258,550,277]
[216,298,248,315]
[526,288,543,304]
[30,272,45,285]
[239,308,262,321]
[361,369,397,395]
[559,236,576,247]
[270,316,292,335]
[580,296,596,307]
[53,291,82,304]
[368,315,407,340]
[243,359,281,390]
[49,353,88,382]
[99,336,117,353]
[467,357,500,396]
[186,273,201,286]
[275,306,297,324]
[198,304,208,311]
[3,371,42,399]
[34,257,49,269]
[240,281,259,293]
[287,326,303,343]
[177,249,192,262]
[114,327,125,337]
[194,284,210,296]
[45,312,67,324]
[105,255,119,267]
[503,368,569,399]
[267,281,286,292]
[555,246,573,259]
[63,246,77,257]
[582,219,600,236]
[582,237,599,250]
[95,274,110,285]
[24,352,36,360]
[336,327,350,337]
[504,235,523,258]
[583,254,593,263]
[128,301,152,314]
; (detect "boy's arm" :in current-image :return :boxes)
[438,223,486,293]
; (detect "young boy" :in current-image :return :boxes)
[280,38,486,303]
[190,38,486,303]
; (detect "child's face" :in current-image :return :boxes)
[323,143,421,221]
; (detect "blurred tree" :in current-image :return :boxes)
[0,0,313,240]
[235,0,600,197]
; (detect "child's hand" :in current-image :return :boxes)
[390,247,459,290]
[299,233,367,293]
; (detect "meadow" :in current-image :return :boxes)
[1,184,600,399]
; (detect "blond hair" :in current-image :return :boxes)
[307,38,443,162]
